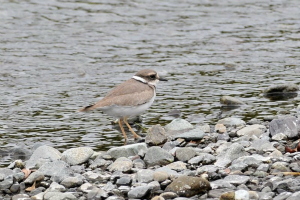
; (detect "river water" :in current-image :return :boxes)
[0,0,300,167]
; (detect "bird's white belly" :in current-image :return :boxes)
[100,93,156,118]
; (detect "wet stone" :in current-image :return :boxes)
[220,96,244,106]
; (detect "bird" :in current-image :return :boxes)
[79,69,167,144]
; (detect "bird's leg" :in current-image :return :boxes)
[118,119,127,145]
[124,117,140,139]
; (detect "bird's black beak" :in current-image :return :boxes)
[159,77,168,81]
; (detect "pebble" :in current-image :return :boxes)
[61,147,94,165]
[144,146,174,167]
[2,115,300,200]
[108,157,133,172]
[145,125,168,145]
[107,143,148,159]
[220,95,244,106]
[165,119,193,133]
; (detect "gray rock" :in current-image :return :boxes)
[208,188,234,198]
[145,125,167,145]
[90,157,110,170]
[37,160,73,182]
[108,157,132,172]
[48,182,66,192]
[61,147,94,165]
[155,166,178,176]
[210,179,235,189]
[220,96,244,106]
[148,180,160,191]
[173,127,205,140]
[230,154,270,171]
[87,187,108,200]
[223,175,250,185]
[166,161,187,171]
[217,118,246,128]
[215,143,248,168]
[165,119,193,133]
[133,158,146,169]
[10,183,20,193]
[0,168,13,178]
[0,175,13,190]
[61,176,83,188]
[258,192,275,200]
[257,164,270,172]
[264,83,299,94]
[83,171,103,183]
[165,175,211,197]
[235,189,249,200]
[237,124,266,137]
[25,145,62,169]
[272,133,288,141]
[270,116,299,139]
[251,138,276,152]
[44,191,77,200]
[13,171,25,182]
[197,124,211,133]
[160,192,178,199]
[24,171,44,184]
[136,169,154,183]
[274,192,292,200]
[144,146,174,167]
[175,147,196,162]
[127,186,151,199]
[189,153,216,165]
[196,165,219,175]
[79,182,93,193]
[12,194,31,200]
[290,162,300,172]
[271,162,290,172]
[107,143,148,159]
[116,176,132,186]
[153,171,169,182]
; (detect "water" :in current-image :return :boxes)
[1,0,300,167]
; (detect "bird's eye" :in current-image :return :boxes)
[150,74,156,79]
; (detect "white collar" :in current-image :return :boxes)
[132,75,147,83]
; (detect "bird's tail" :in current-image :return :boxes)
[78,104,95,112]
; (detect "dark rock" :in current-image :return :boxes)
[10,184,20,193]
[145,125,167,145]
[144,147,174,167]
[165,175,211,197]
[264,83,298,100]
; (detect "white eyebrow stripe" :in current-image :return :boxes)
[132,76,147,83]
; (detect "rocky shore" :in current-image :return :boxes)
[1,112,300,200]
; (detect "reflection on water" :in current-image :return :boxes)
[1,0,300,166]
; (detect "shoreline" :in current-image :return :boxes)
[1,115,300,200]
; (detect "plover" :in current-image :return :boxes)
[79,69,167,144]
